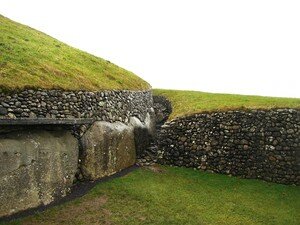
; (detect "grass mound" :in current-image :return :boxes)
[5,166,299,225]
[154,89,300,120]
[0,15,150,92]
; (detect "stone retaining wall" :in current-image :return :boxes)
[157,109,300,185]
[0,89,153,123]
[0,89,155,218]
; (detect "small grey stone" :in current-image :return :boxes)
[287,129,294,134]
[1,102,9,108]
[7,113,16,119]
[0,106,8,115]
[29,112,37,119]
[15,101,22,107]
[13,108,23,114]
[51,110,59,115]
[98,101,105,107]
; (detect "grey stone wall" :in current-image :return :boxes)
[153,95,172,125]
[0,89,153,123]
[0,89,155,218]
[157,109,300,185]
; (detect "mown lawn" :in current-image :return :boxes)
[4,165,299,225]
[0,15,150,92]
[154,89,300,120]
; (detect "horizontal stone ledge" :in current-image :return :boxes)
[0,118,95,125]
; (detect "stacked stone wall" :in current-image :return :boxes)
[157,109,300,185]
[0,89,153,123]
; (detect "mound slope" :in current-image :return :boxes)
[0,15,150,92]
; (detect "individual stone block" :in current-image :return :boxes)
[80,121,136,180]
[0,127,79,217]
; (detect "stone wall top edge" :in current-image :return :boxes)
[0,118,95,125]
[0,88,153,95]
[167,108,300,123]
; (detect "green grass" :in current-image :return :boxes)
[0,15,150,92]
[4,166,300,225]
[154,89,300,120]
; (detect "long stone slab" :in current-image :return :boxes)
[0,118,94,125]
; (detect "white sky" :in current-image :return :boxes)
[1,0,299,97]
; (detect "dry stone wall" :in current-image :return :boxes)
[157,109,300,185]
[0,89,153,123]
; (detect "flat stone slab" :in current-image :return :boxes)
[0,118,95,125]
[0,127,79,217]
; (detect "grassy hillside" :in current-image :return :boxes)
[0,15,150,92]
[5,166,299,225]
[154,89,300,120]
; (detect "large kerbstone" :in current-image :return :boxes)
[0,127,78,217]
[80,121,137,180]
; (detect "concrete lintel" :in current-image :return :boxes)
[0,118,95,126]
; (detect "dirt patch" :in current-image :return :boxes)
[143,165,166,173]
[139,216,147,221]
[21,195,110,225]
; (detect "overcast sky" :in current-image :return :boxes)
[1,0,299,97]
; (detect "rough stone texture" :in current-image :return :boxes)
[153,95,172,125]
[0,88,155,218]
[79,121,136,180]
[77,113,155,181]
[131,114,156,157]
[157,109,300,185]
[0,89,153,123]
[136,96,172,166]
[0,126,78,217]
